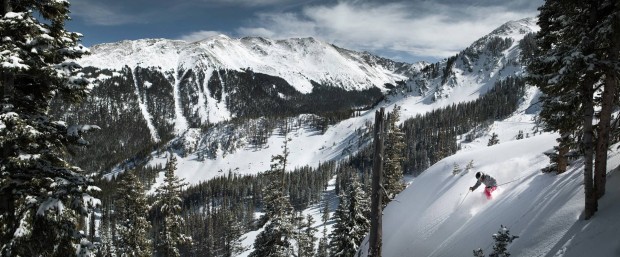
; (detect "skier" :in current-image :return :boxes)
[469,172,497,199]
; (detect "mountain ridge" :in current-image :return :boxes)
[79,36,423,94]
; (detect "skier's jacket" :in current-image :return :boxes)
[471,173,497,190]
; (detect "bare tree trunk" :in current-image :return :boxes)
[595,73,616,199]
[583,83,597,220]
[594,2,620,200]
[557,140,568,174]
[369,108,385,257]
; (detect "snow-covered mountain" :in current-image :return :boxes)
[63,36,428,173]
[406,17,538,101]
[80,35,421,94]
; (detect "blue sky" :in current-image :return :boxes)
[67,0,542,63]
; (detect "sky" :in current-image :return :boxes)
[67,0,543,63]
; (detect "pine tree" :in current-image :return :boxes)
[294,214,317,257]
[329,174,370,257]
[489,225,519,257]
[465,160,475,174]
[329,191,354,257]
[527,0,587,177]
[0,0,98,255]
[316,198,330,257]
[96,206,116,257]
[317,227,329,257]
[250,137,295,257]
[153,155,191,257]
[115,172,153,257]
[516,130,524,140]
[347,173,370,248]
[487,133,499,146]
[528,0,620,219]
[383,106,405,206]
[220,208,247,257]
[473,225,518,257]
[452,163,462,175]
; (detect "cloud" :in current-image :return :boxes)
[71,1,147,26]
[178,30,226,42]
[236,1,540,61]
[198,0,295,7]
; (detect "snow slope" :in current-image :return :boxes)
[406,17,538,101]
[357,132,620,257]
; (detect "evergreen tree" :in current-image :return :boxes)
[295,214,317,257]
[452,163,462,175]
[329,191,354,257]
[347,174,370,248]
[153,155,191,257]
[465,160,475,174]
[527,0,588,177]
[528,0,620,219]
[516,130,524,140]
[472,225,519,257]
[115,172,153,257]
[317,226,329,257]
[250,137,295,257]
[220,208,247,257]
[316,198,330,257]
[487,133,499,146]
[0,0,97,255]
[96,204,116,257]
[489,225,519,257]
[329,174,370,257]
[383,106,406,206]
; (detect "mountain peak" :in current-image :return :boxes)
[200,34,231,42]
[489,17,539,38]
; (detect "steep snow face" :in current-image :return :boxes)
[79,36,419,94]
[406,17,539,101]
[358,131,620,257]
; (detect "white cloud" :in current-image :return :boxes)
[178,30,226,42]
[235,1,539,61]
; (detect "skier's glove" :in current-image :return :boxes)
[469,187,474,191]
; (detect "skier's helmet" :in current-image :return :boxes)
[475,172,482,179]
